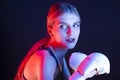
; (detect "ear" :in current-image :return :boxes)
[47,24,54,37]
[49,30,54,37]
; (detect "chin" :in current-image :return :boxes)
[66,45,76,49]
[68,47,75,49]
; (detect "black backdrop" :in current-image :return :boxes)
[1,0,120,80]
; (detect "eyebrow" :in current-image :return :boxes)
[58,21,81,24]
[58,22,66,25]
[74,22,81,24]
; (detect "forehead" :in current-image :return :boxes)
[54,13,80,24]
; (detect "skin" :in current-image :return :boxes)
[50,13,80,50]
[24,12,80,80]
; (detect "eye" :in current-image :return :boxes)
[59,24,68,29]
[73,22,80,28]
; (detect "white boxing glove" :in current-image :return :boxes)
[77,52,110,78]
[69,52,87,70]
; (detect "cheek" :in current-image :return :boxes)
[78,30,80,36]
[53,30,65,41]
[74,29,80,37]
[57,31,66,40]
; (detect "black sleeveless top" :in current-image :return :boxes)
[42,47,71,80]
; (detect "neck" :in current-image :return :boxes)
[48,40,68,62]
[53,46,68,60]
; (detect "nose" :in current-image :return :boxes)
[67,27,73,36]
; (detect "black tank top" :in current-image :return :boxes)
[42,47,71,80]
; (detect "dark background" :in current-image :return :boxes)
[1,0,120,80]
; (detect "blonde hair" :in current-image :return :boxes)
[47,2,80,35]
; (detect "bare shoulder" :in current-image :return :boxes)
[24,49,56,80]
[35,49,57,67]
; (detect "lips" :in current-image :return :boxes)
[66,38,75,43]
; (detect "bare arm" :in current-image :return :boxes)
[36,50,56,80]
[24,50,56,80]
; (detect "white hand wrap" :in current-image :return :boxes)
[69,71,85,80]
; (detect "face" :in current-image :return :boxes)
[50,13,80,49]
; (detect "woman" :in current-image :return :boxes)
[15,2,81,80]
[15,2,110,80]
